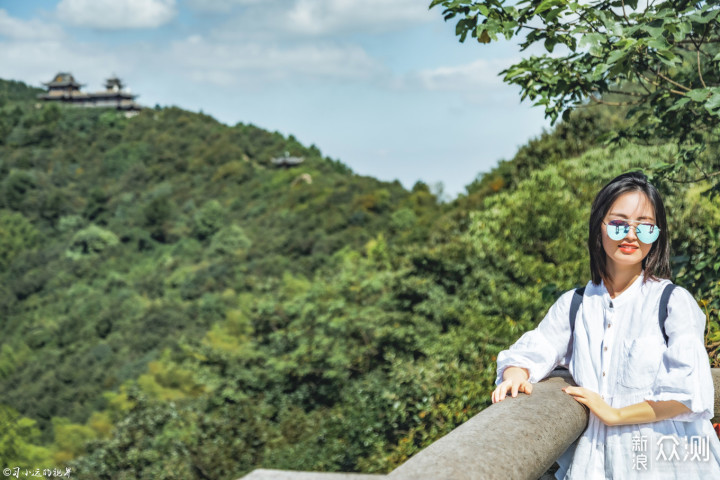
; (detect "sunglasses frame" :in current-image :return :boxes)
[602,218,661,244]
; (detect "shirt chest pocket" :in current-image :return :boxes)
[618,336,665,390]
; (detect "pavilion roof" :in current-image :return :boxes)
[271,153,305,166]
[43,72,83,88]
[89,91,137,100]
[104,75,125,90]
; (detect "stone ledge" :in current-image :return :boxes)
[386,371,584,480]
[240,469,384,479]
[240,368,720,480]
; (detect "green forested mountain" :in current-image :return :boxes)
[0,78,717,479]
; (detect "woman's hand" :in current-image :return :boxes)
[563,386,619,425]
[492,366,533,403]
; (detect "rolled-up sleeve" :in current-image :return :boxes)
[644,287,714,422]
[495,289,575,385]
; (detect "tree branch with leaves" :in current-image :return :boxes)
[430,0,720,190]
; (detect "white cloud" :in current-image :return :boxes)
[170,34,383,86]
[0,9,65,40]
[56,0,176,29]
[202,0,433,42]
[285,0,433,36]
[184,0,263,13]
[412,58,516,92]
[0,38,126,91]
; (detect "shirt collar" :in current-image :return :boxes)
[599,272,645,308]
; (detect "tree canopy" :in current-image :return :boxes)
[430,0,720,188]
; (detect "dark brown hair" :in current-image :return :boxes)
[588,171,671,285]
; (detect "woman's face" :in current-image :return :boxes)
[601,191,655,271]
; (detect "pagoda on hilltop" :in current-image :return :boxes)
[38,72,142,116]
[41,72,84,98]
[271,151,305,168]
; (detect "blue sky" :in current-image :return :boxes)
[0,0,551,199]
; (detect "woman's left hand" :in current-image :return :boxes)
[563,386,620,426]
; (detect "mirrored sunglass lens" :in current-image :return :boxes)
[606,221,629,240]
[636,224,660,243]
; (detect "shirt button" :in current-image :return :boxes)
[607,323,612,328]
[603,371,606,376]
[604,346,608,351]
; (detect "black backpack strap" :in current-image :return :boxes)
[659,283,677,345]
[569,287,585,335]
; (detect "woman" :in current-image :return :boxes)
[491,171,720,478]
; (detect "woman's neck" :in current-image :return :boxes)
[604,264,643,298]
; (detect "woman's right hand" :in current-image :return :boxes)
[491,366,533,403]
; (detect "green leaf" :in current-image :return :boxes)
[477,28,492,44]
[589,44,604,57]
[647,38,671,51]
[667,97,691,112]
[606,48,628,65]
[690,9,720,24]
[704,93,720,113]
[544,37,558,52]
[640,20,664,38]
[535,0,560,15]
[655,49,678,66]
[686,89,711,101]
[673,21,692,42]
[594,63,611,75]
[579,33,604,49]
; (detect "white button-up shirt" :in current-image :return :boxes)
[495,275,720,479]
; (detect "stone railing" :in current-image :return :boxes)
[241,368,720,480]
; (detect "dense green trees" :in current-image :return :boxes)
[0,78,443,477]
[0,406,52,469]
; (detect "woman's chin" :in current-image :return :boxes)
[610,253,643,268]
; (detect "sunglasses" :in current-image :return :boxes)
[603,219,660,244]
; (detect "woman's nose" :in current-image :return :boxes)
[624,225,639,241]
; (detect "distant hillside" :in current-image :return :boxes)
[0,77,441,431]
[0,78,43,104]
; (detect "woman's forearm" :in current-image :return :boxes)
[564,386,692,426]
[613,400,691,426]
